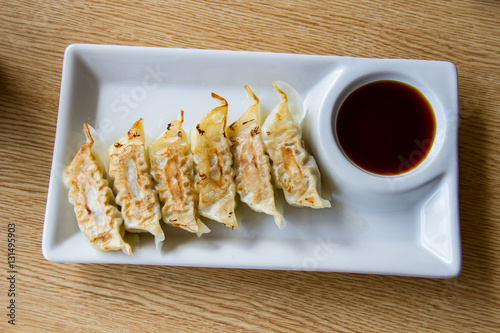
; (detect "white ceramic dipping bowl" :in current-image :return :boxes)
[303,60,457,211]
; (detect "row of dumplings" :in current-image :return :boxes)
[63,81,331,255]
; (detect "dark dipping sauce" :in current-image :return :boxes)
[336,80,436,176]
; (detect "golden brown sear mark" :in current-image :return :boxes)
[242,118,255,125]
[127,130,140,139]
[250,126,260,136]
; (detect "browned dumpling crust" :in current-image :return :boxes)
[108,119,165,248]
[63,123,132,255]
[190,93,238,229]
[227,85,284,228]
[262,82,331,209]
[149,111,210,234]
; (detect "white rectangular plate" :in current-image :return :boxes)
[43,44,460,277]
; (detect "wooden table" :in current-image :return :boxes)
[1,0,499,331]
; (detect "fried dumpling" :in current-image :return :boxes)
[63,123,132,255]
[149,111,210,235]
[227,85,285,228]
[191,93,238,229]
[261,82,331,209]
[108,119,165,249]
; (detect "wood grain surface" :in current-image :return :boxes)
[1,0,500,331]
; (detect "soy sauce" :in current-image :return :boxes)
[336,80,436,176]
